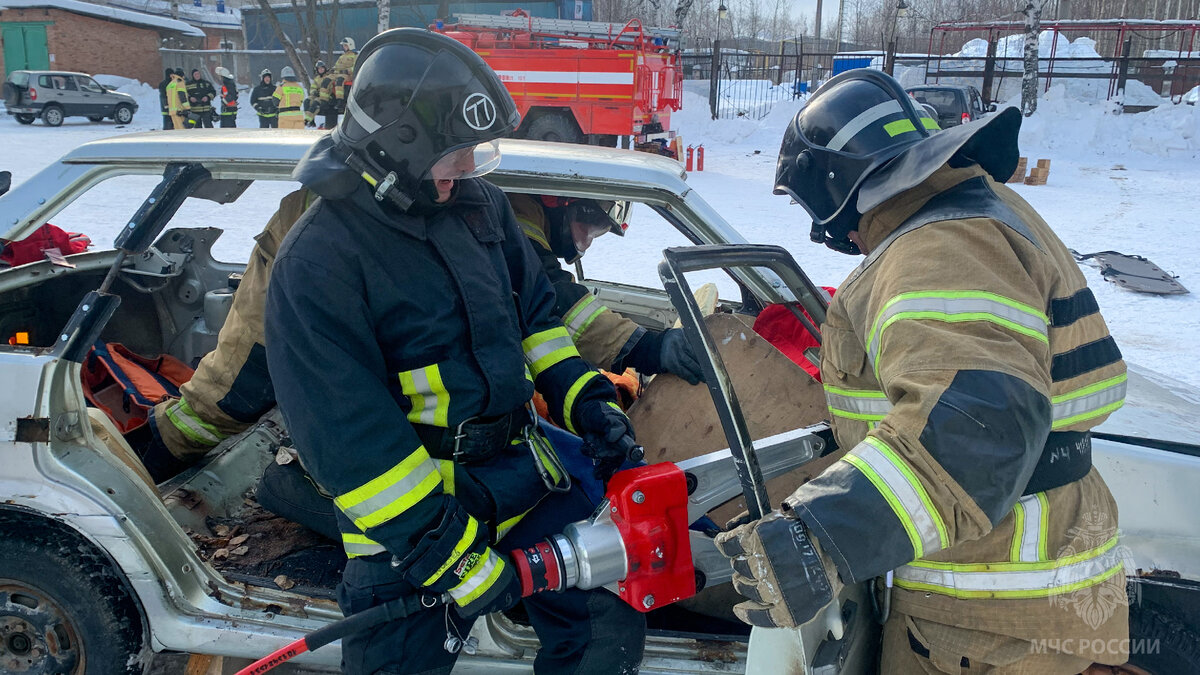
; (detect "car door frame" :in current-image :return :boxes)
[73,74,109,117]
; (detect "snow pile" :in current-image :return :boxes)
[674,89,803,147]
[93,75,161,115]
[1018,83,1200,159]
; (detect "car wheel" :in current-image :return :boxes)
[87,115,105,122]
[525,113,581,144]
[15,113,35,125]
[0,529,148,673]
[41,105,64,127]
[113,105,134,125]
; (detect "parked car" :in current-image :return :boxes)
[0,131,1198,674]
[3,70,138,127]
[905,84,992,127]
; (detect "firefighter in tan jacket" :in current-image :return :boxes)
[715,69,1129,673]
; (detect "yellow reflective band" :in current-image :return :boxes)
[335,447,442,530]
[518,216,550,249]
[1051,373,1127,429]
[449,550,506,607]
[165,398,224,446]
[921,116,940,130]
[399,364,451,428]
[883,119,918,137]
[896,536,1122,599]
[343,533,387,558]
[563,295,608,342]
[563,371,602,434]
[495,512,526,541]
[421,517,481,587]
[867,291,1049,376]
[437,459,456,496]
[1010,492,1049,563]
[523,327,580,377]
[844,436,949,558]
[823,384,891,422]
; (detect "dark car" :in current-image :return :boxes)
[906,84,992,127]
[3,70,138,127]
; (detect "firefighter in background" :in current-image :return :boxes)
[715,69,1129,673]
[266,28,645,674]
[215,66,238,128]
[186,68,216,128]
[304,60,336,129]
[510,193,706,383]
[251,68,277,128]
[331,36,357,113]
[166,69,189,131]
[273,67,306,129]
[157,68,174,130]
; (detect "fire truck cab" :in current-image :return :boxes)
[434,11,683,147]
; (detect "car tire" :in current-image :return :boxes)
[87,115,105,122]
[526,113,581,144]
[1126,599,1200,674]
[0,527,149,674]
[41,105,64,127]
[113,104,134,125]
[15,113,36,124]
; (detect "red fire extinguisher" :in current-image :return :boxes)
[696,145,705,171]
[685,145,694,172]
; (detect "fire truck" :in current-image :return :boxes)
[433,11,683,147]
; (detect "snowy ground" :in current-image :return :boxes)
[1,82,1197,390]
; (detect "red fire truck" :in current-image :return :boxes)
[434,11,683,147]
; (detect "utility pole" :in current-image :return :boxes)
[814,0,822,51]
[835,0,845,52]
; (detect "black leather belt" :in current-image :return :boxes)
[278,106,301,112]
[1023,431,1092,495]
[414,409,530,464]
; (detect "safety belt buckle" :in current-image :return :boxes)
[451,415,480,462]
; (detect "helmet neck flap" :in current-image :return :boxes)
[331,28,520,212]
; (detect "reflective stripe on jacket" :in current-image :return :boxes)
[166,76,189,115]
[789,163,1127,650]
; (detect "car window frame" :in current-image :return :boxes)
[75,75,105,94]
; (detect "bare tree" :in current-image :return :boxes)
[378,0,390,34]
[253,0,343,86]
[1021,0,1049,115]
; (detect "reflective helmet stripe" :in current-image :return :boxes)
[826,100,904,151]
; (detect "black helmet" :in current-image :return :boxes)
[260,68,272,79]
[776,69,1020,254]
[315,60,326,71]
[538,196,623,263]
[332,28,520,210]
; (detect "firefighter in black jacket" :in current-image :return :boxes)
[157,68,174,129]
[251,69,277,128]
[264,29,646,675]
[186,68,216,128]
[215,66,238,128]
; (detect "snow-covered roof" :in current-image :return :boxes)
[106,0,240,30]
[0,0,205,36]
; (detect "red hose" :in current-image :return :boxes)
[233,639,310,675]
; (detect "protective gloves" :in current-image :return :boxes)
[714,510,841,628]
[451,552,523,619]
[622,328,706,385]
[575,401,637,483]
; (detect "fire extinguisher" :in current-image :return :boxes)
[685,145,695,172]
[696,145,705,172]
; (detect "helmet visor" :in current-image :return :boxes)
[567,201,619,253]
[424,140,502,181]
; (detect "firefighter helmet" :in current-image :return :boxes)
[281,66,296,80]
[315,60,326,72]
[215,66,232,79]
[340,36,356,51]
[775,69,1020,254]
[538,196,624,263]
[331,28,520,211]
[259,68,272,79]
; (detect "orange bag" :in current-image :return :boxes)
[81,342,194,433]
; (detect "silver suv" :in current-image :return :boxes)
[3,70,138,127]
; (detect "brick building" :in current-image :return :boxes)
[0,0,203,85]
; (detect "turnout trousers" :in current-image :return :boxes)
[336,485,646,675]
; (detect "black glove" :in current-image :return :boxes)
[575,400,637,483]
[715,511,841,628]
[623,328,706,385]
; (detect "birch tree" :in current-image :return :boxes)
[377,0,390,34]
[1021,0,1049,116]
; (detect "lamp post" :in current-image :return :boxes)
[710,3,729,119]
[886,0,909,75]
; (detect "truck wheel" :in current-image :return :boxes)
[1126,601,1200,674]
[87,115,105,122]
[526,113,581,144]
[113,105,134,125]
[0,529,148,673]
[15,113,35,125]
[41,105,64,127]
